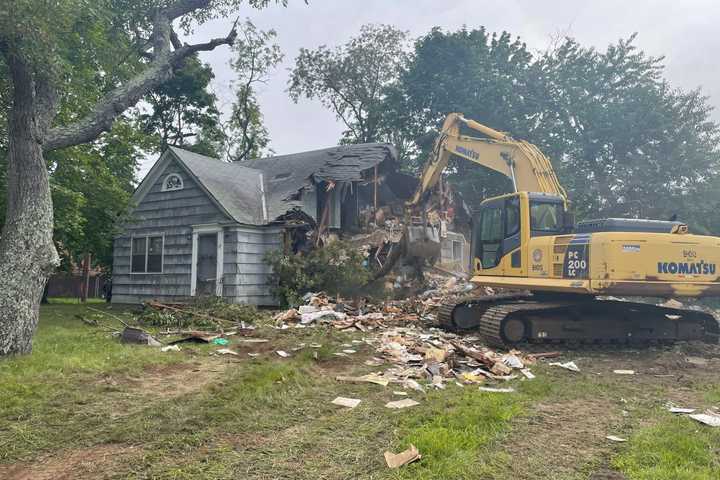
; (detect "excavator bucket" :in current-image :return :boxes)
[404,225,441,263]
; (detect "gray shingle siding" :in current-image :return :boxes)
[112,155,282,306]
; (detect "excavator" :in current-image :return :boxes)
[404,113,720,346]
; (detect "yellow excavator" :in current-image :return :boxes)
[406,113,720,346]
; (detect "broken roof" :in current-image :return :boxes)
[244,143,397,221]
[133,143,397,226]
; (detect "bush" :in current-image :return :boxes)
[138,297,268,329]
[265,241,372,306]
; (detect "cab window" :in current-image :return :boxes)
[477,206,503,268]
[505,198,520,237]
[530,201,562,232]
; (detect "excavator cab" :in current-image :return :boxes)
[470,192,571,276]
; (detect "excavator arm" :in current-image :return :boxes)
[408,113,567,207]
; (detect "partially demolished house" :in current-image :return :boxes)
[111,144,416,305]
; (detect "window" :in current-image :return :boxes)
[505,198,520,237]
[530,201,563,232]
[161,174,184,191]
[452,240,463,261]
[477,206,503,268]
[131,235,164,273]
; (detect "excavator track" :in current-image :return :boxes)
[438,295,720,347]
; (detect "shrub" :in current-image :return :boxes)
[265,241,372,306]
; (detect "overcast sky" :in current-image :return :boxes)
[141,0,720,177]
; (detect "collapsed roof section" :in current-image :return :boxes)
[244,143,398,222]
[137,144,401,227]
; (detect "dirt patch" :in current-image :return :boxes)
[0,444,140,480]
[99,360,229,401]
[501,397,621,479]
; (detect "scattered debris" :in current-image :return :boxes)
[212,338,229,346]
[385,398,420,409]
[384,444,421,469]
[331,397,362,409]
[237,338,269,344]
[606,435,628,443]
[479,386,515,393]
[276,350,290,358]
[549,361,580,372]
[247,353,260,358]
[161,345,181,352]
[520,369,535,380]
[667,406,696,414]
[336,373,390,387]
[121,327,161,346]
[216,348,239,356]
[689,411,720,427]
[613,370,636,375]
[393,391,408,396]
[685,356,709,367]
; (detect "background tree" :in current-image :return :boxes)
[0,0,289,355]
[534,35,720,228]
[224,20,283,161]
[288,24,409,146]
[392,27,536,204]
[139,55,223,156]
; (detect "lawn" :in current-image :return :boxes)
[1,303,719,479]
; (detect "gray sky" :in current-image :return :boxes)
[140,0,720,176]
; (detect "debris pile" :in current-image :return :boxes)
[271,277,487,332]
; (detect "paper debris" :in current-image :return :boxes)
[502,354,524,369]
[247,353,260,357]
[384,444,421,469]
[393,391,408,396]
[385,398,420,409]
[161,345,180,352]
[606,435,627,442]
[689,411,720,427]
[549,361,580,372]
[331,397,361,409]
[342,349,357,354]
[520,369,535,379]
[402,379,425,393]
[668,406,696,414]
[336,373,390,387]
[613,370,636,375]
[479,387,515,393]
[216,348,239,356]
[276,350,290,358]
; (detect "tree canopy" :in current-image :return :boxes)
[291,25,720,232]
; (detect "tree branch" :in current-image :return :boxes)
[163,0,212,21]
[43,21,238,151]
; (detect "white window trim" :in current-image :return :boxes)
[130,234,165,274]
[190,224,224,297]
[161,173,184,192]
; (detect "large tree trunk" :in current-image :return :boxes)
[0,55,59,355]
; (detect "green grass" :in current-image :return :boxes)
[2,304,720,479]
[613,414,720,480]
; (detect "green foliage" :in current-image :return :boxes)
[288,24,409,144]
[265,241,372,306]
[140,55,223,156]
[612,415,720,479]
[225,20,283,161]
[138,297,269,329]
